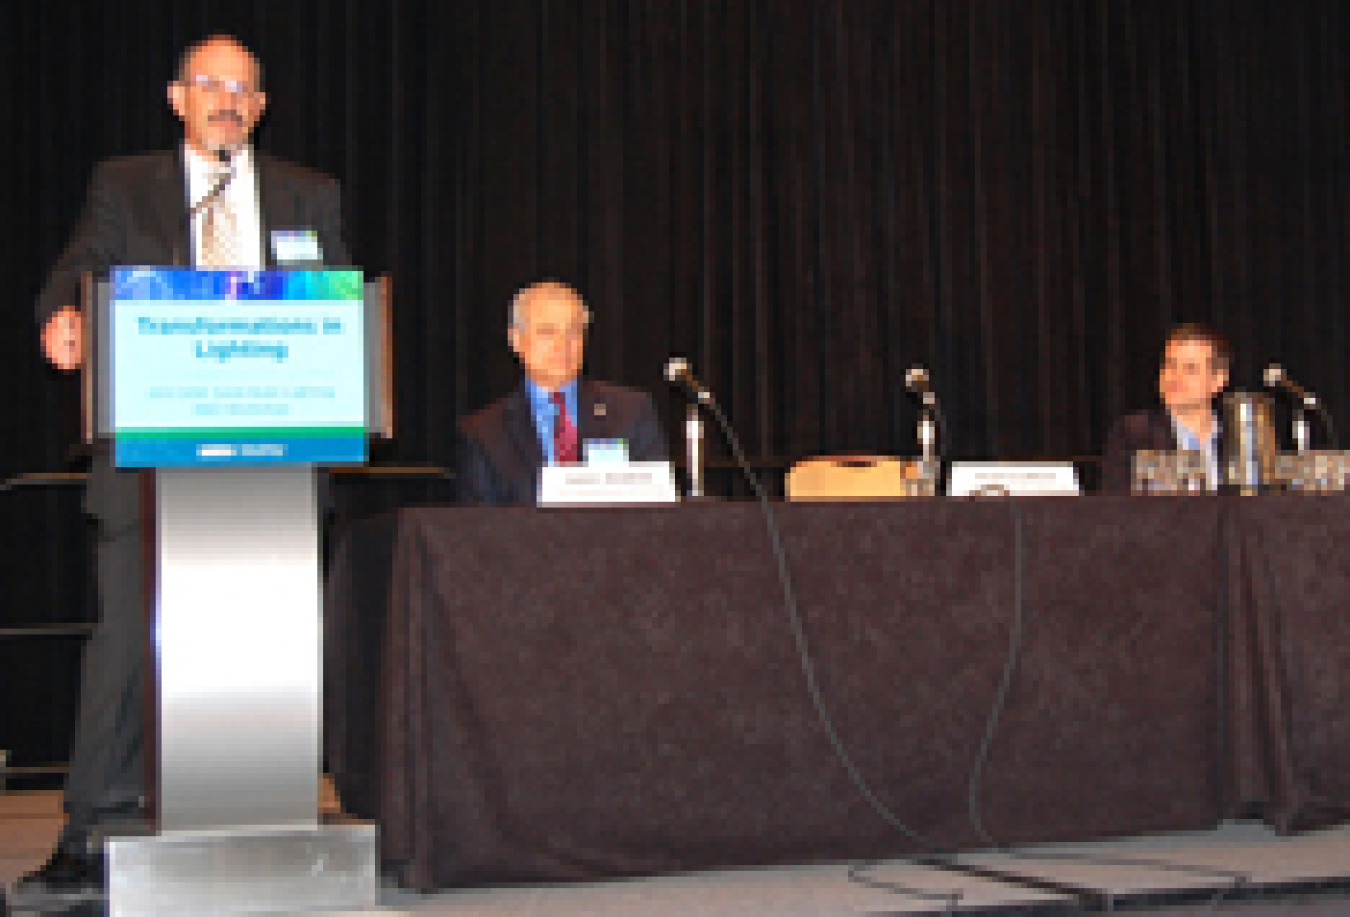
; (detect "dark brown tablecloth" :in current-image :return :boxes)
[1225,495,1350,832]
[326,497,1304,890]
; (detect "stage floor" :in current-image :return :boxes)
[4,787,1350,915]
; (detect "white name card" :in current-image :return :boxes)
[947,462,1081,497]
[538,461,680,506]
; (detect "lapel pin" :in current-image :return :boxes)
[594,403,608,418]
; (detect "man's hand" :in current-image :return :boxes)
[42,307,84,371]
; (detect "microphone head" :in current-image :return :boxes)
[209,144,237,165]
[905,366,930,391]
[664,357,690,384]
[1263,364,1285,387]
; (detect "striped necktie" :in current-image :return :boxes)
[198,165,238,267]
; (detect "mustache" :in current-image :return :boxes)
[208,111,244,125]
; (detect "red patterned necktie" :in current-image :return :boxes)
[551,390,579,464]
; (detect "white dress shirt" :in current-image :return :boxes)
[185,143,265,267]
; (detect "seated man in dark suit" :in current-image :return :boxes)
[458,281,669,504]
[1100,323,1230,493]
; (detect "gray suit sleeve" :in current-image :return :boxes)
[36,161,123,327]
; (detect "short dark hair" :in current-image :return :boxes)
[173,34,264,91]
[1166,323,1232,372]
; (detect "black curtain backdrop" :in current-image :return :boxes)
[1,0,1347,773]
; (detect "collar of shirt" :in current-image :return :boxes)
[524,379,579,464]
[1170,410,1221,488]
[184,142,265,266]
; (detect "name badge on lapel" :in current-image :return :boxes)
[584,438,630,464]
[270,229,323,265]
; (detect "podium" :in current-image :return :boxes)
[81,268,392,915]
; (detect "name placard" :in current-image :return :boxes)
[947,462,1080,497]
[538,461,680,506]
[110,268,366,467]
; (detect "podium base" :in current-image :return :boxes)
[104,823,376,916]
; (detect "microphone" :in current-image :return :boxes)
[665,357,714,405]
[664,358,719,498]
[904,365,941,465]
[904,366,932,395]
[1263,364,1318,408]
[905,365,939,409]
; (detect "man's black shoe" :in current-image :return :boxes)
[6,845,105,901]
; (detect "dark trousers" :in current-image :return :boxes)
[61,460,145,848]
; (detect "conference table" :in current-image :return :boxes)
[324,497,1350,891]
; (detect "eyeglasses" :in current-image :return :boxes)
[184,74,260,98]
[527,323,588,343]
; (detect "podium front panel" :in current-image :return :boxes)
[156,466,320,831]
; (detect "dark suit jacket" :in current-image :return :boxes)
[458,380,670,505]
[37,148,350,325]
[35,148,351,529]
[1100,406,1225,494]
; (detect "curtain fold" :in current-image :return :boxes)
[7,0,1347,470]
[2,0,1347,764]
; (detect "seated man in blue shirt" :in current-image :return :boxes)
[458,281,669,504]
[1100,323,1231,493]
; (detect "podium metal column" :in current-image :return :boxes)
[106,466,377,916]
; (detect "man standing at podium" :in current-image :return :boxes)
[16,35,350,899]
[458,281,669,504]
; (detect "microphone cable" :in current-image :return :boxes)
[697,395,966,911]
[961,499,1252,913]
[684,375,1255,912]
[1264,367,1341,449]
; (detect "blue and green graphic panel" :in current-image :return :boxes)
[111,268,367,467]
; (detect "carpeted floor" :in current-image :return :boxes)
[5,787,1350,915]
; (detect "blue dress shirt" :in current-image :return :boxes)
[1170,411,1221,489]
[524,379,579,465]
